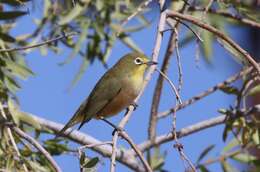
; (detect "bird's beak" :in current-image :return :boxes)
[145,61,158,66]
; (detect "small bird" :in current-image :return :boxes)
[58,52,157,136]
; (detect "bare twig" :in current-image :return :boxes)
[79,141,113,150]
[0,104,29,172]
[166,10,260,75]
[119,131,152,172]
[0,32,78,53]
[188,6,260,29]
[23,113,145,172]
[138,116,226,152]
[157,66,254,119]
[136,104,260,153]
[148,30,177,147]
[155,68,182,104]
[167,18,204,42]
[174,28,184,92]
[197,150,240,168]
[12,127,62,172]
[195,0,214,66]
[117,0,153,36]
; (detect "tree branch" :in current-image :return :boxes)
[0,104,29,172]
[0,32,78,53]
[188,6,260,29]
[12,126,62,172]
[23,114,145,172]
[135,104,260,153]
[119,131,152,172]
[166,10,260,75]
[157,66,254,119]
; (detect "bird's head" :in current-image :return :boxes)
[115,52,157,77]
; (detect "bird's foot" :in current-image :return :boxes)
[112,126,124,136]
[100,118,124,135]
[129,102,138,111]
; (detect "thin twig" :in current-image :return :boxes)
[117,0,153,36]
[79,141,113,150]
[166,10,260,75]
[157,66,254,119]
[155,68,182,104]
[12,127,62,172]
[148,0,188,147]
[167,18,203,42]
[173,28,184,92]
[26,114,145,171]
[188,6,260,29]
[0,32,78,53]
[119,131,152,172]
[196,150,240,168]
[136,104,260,153]
[195,0,214,65]
[171,102,196,171]
[148,30,177,147]
[0,104,29,172]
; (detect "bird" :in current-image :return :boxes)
[57,52,157,136]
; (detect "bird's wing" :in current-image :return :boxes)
[77,72,122,129]
[57,71,122,136]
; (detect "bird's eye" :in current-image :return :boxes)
[134,57,143,65]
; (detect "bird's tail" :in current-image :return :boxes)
[55,114,79,138]
[56,99,90,138]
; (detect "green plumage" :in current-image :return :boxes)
[57,52,156,136]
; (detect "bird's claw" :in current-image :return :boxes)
[112,126,124,136]
[129,102,138,111]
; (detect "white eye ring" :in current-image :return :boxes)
[134,57,143,65]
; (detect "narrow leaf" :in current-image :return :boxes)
[197,144,215,163]
[83,157,99,168]
[222,138,239,153]
[0,11,28,20]
[248,84,260,96]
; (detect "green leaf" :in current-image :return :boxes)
[4,58,34,80]
[60,21,89,65]
[248,84,260,96]
[221,161,238,172]
[0,11,28,20]
[198,165,210,172]
[197,144,215,163]
[120,36,143,53]
[44,139,69,155]
[222,138,239,153]
[150,148,165,170]
[80,152,86,165]
[219,85,239,95]
[217,39,246,65]
[4,75,20,93]
[222,124,231,142]
[201,30,213,62]
[1,0,31,6]
[6,155,14,172]
[0,32,16,42]
[68,56,89,90]
[58,4,86,25]
[241,127,250,145]
[231,153,256,163]
[83,157,99,168]
[8,98,41,129]
[26,160,49,172]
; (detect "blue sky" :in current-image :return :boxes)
[11,3,246,172]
